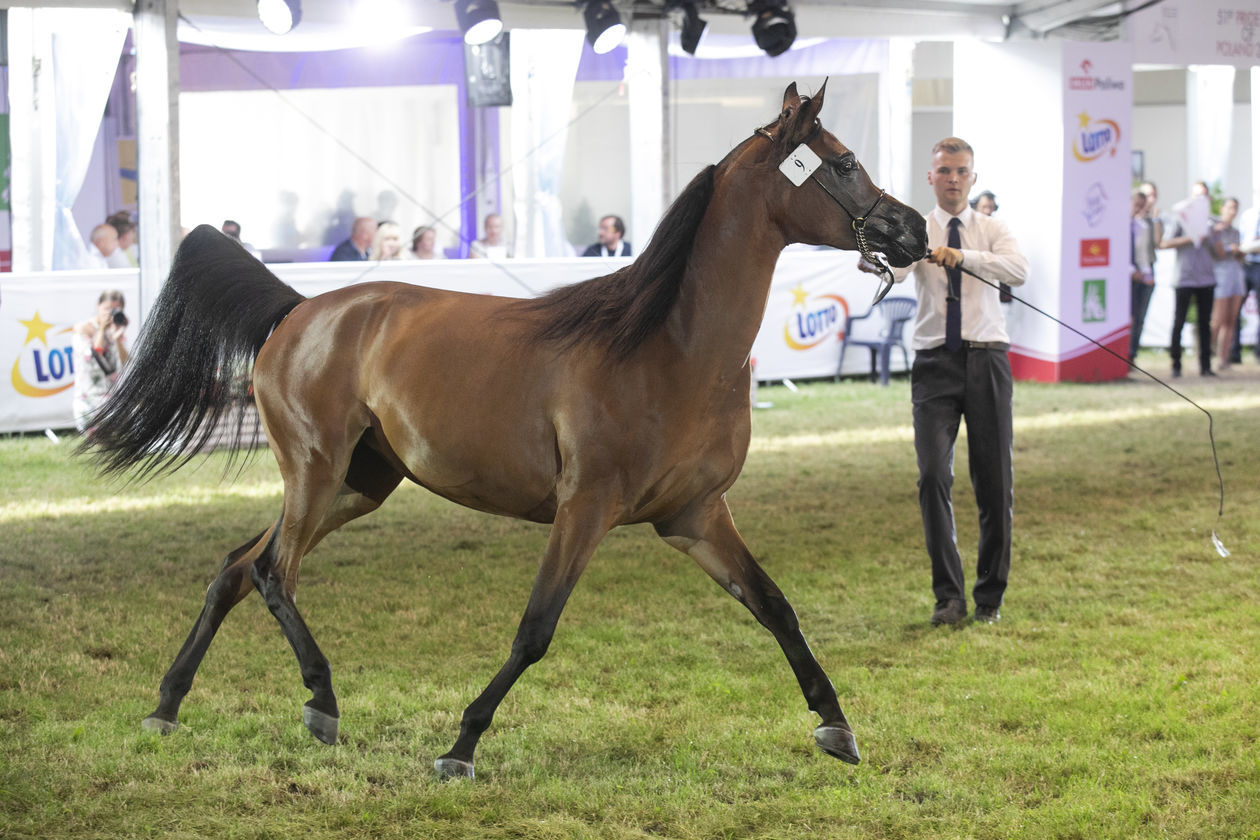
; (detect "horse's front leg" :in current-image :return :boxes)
[434,491,617,780]
[655,500,859,765]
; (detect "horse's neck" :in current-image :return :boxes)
[671,182,785,367]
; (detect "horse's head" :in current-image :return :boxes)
[750,80,926,269]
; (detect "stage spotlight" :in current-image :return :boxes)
[257,0,301,35]
[747,0,795,57]
[455,0,503,46]
[676,2,707,55]
[583,1,626,54]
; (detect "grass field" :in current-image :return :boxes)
[1,358,1258,839]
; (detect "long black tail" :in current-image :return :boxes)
[78,224,305,481]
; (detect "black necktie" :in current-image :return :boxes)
[945,217,962,351]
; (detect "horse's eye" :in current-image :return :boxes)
[836,158,857,174]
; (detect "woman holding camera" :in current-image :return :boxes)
[72,289,130,433]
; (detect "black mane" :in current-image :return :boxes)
[525,165,716,360]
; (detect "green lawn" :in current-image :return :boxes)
[1,363,1257,839]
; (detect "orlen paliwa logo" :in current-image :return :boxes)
[10,311,77,397]
[1069,59,1126,92]
[782,284,848,350]
[1072,111,1121,162]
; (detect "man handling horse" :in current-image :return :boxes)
[862,137,1028,627]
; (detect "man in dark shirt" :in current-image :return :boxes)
[329,217,377,261]
[581,215,632,258]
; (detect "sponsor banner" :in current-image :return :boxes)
[1011,325,1130,382]
[1,272,142,432]
[1060,41,1132,381]
[0,252,900,433]
[750,251,892,381]
[1130,0,1260,67]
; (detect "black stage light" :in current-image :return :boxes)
[583,1,626,54]
[257,0,301,34]
[748,0,795,57]
[676,1,707,55]
[455,0,503,46]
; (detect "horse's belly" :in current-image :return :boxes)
[374,412,561,524]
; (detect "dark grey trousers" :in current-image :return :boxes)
[1170,286,1215,374]
[911,346,1014,608]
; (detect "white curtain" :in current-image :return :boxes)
[510,30,586,258]
[878,38,914,201]
[1186,65,1235,194]
[47,9,130,270]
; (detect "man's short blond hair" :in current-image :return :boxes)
[932,137,974,157]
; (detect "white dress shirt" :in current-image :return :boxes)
[892,206,1029,350]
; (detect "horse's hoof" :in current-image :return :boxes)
[303,705,339,745]
[433,757,475,780]
[814,724,861,765]
[141,715,178,735]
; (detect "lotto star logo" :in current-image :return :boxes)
[782,283,849,351]
[11,311,77,398]
[1072,112,1121,161]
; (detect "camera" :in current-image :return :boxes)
[111,308,128,328]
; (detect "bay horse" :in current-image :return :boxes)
[83,81,926,779]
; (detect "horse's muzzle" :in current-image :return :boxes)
[865,205,927,268]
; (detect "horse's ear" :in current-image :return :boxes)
[807,78,828,118]
[781,81,800,110]
[777,81,802,127]
[786,79,827,144]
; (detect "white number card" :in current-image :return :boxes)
[779,143,822,186]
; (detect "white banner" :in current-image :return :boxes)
[1,272,141,432]
[751,250,903,381]
[0,251,899,433]
[1052,41,1133,380]
[1130,0,1260,67]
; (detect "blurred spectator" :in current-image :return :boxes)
[968,192,1007,299]
[470,213,511,259]
[221,219,262,260]
[330,217,377,261]
[1129,189,1157,362]
[72,289,129,433]
[106,211,139,267]
[1209,197,1245,370]
[87,223,130,269]
[409,226,443,260]
[1232,197,1260,364]
[582,214,632,257]
[970,191,998,216]
[369,221,403,261]
[1159,189,1216,377]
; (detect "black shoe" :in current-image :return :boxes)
[1171,365,1182,378]
[1202,369,1217,377]
[930,598,967,626]
[973,604,1001,624]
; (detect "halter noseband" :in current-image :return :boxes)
[755,123,896,303]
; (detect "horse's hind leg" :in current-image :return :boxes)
[252,439,404,745]
[655,501,859,765]
[142,525,275,734]
[435,493,616,779]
